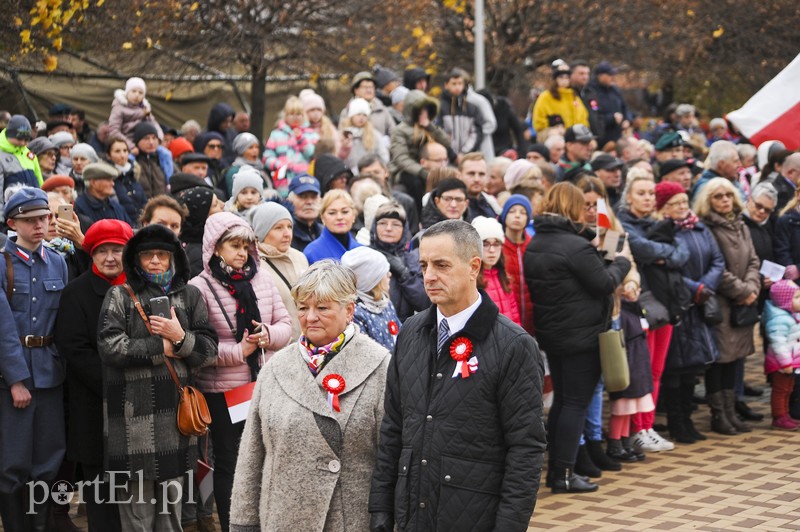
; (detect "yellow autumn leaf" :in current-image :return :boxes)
[122,42,133,49]
[146,37,153,48]
[712,26,724,38]
[53,37,63,51]
[412,26,424,39]
[686,9,695,16]
[390,44,401,53]
[97,0,105,5]
[20,30,32,44]
[165,89,174,101]
[309,73,320,85]
[418,34,433,48]
[368,57,376,67]
[429,51,438,61]
[13,17,23,27]
[190,2,199,10]
[401,47,412,59]
[43,55,58,72]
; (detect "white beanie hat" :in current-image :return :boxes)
[341,246,390,293]
[70,143,99,163]
[125,77,146,95]
[231,168,265,200]
[347,97,372,118]
[48,131,75,148]
[471,216,504,243]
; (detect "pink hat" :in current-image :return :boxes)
[301,92,325,112]
[125,77,146,95]
[770,280,800,313]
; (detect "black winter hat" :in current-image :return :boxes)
[526,143,551,162]
[314,154,353,194]
[133,122,160,146]
[6,115,33,140]
[169,172,212,196]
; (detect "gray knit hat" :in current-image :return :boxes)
[232,132,260,156]
[48,131,75,148]
[248,202,292,242]
[230,168,264,200]
[70,143,99,162]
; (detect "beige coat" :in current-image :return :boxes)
[256,242,309,342]
[229,328,390,532]
[703,211,761,363]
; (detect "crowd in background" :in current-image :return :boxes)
[1,57,800,532]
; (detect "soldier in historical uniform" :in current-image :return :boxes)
[0,187,69,530]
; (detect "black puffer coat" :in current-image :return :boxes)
[369,295,546,532]
[524,215,630,356]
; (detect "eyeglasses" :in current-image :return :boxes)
[751,201,774,214]
[439,195,466,204]
[483,240,503,250]
[206,143,223,149]
[711,192,734,200]
[377,220,404,230]
[138,250,172,261]
[584,202,598,211]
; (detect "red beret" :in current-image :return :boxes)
[82,219,134,255]
[655,181,687,211]
[168,137,194,161]
[41,175,75,192]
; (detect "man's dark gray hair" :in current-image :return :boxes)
[421,219,482,263]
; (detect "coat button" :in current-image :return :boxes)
[426,415,432,422]
[436,373,443,379]
[32,317,37,322]
[31,297,36,302]
[419,502,426,509]
[328,460,341,473]
[32,278,37,283]
[444,475,451,482]
[421,459,428,466]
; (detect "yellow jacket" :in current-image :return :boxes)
[532,88,589,133]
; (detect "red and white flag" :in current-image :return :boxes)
[196,459,214,505]
[224,381,256,424]
[596,198,612,229]
[727,53,800,150]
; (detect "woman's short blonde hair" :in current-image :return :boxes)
[693,177,744,218]
[321,189,356,213]
[291,259,358,306]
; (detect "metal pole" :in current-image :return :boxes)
[474,0,485,90]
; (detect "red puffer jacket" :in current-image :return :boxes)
[503,236,534,335]
[483,268,521,327]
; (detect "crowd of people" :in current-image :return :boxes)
[0,58,799,532]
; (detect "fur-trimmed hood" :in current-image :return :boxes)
[112,88,152,112]
[123,224,190,292]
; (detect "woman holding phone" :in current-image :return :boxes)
[97,224,218,530]
[188,211,292,531]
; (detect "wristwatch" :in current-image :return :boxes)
[172,333,186,350]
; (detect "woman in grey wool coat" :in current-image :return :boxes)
[230,259,390,532]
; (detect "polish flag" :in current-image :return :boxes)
[224,381,256,424]
[196,459,214,505]
[596,198,612,229]
[727,53,800,150]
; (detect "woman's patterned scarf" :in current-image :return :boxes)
[299,323,355,375]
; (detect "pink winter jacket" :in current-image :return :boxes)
[482,267,522,327]
[188,213,293,393]
[107,89,164,150]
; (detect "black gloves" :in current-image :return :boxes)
[370,512,394,532]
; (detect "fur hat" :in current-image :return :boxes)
[347,98,372,118]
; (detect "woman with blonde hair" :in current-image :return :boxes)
[262,95,319,196]
[229,260,390,531]
[617,172,689,453]
[303,189,361,264]
[694,177,761,434]
[524,182,631,493]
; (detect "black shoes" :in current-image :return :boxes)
[574,444,602,478]
[744,384,764,397]
[551,467,599,494]
[735,400,765,421]
[586,439,622,471]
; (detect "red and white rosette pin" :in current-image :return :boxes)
[450,337,474,379]
[322,374,346,412]
[388,320,399,336]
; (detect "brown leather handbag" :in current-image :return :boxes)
[122,284,211,437]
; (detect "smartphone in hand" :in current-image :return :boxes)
[149,296,171,318]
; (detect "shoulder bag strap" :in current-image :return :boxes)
[3,251,12,302]
[201,276,236,336]
[122,283,183,392]
[260,256,293,292]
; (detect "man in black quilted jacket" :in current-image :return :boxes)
[369,219,546,532]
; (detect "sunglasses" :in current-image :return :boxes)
[711,192,734,200]
[206,143,223,149]
[751,201,773,214]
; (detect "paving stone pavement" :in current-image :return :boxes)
[530,354,800,531]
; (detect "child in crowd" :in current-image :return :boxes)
[341,246,401,351]
[225,168,266,217]
[108,76,164,150]
[473,216,521,326]
[501,194,535,335]
[263,96,319,197]
[763,280,800,430]
[339,97,389,173]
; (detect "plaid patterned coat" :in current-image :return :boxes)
[97,225,218,481]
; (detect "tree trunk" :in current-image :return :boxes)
[250,63,268,145]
